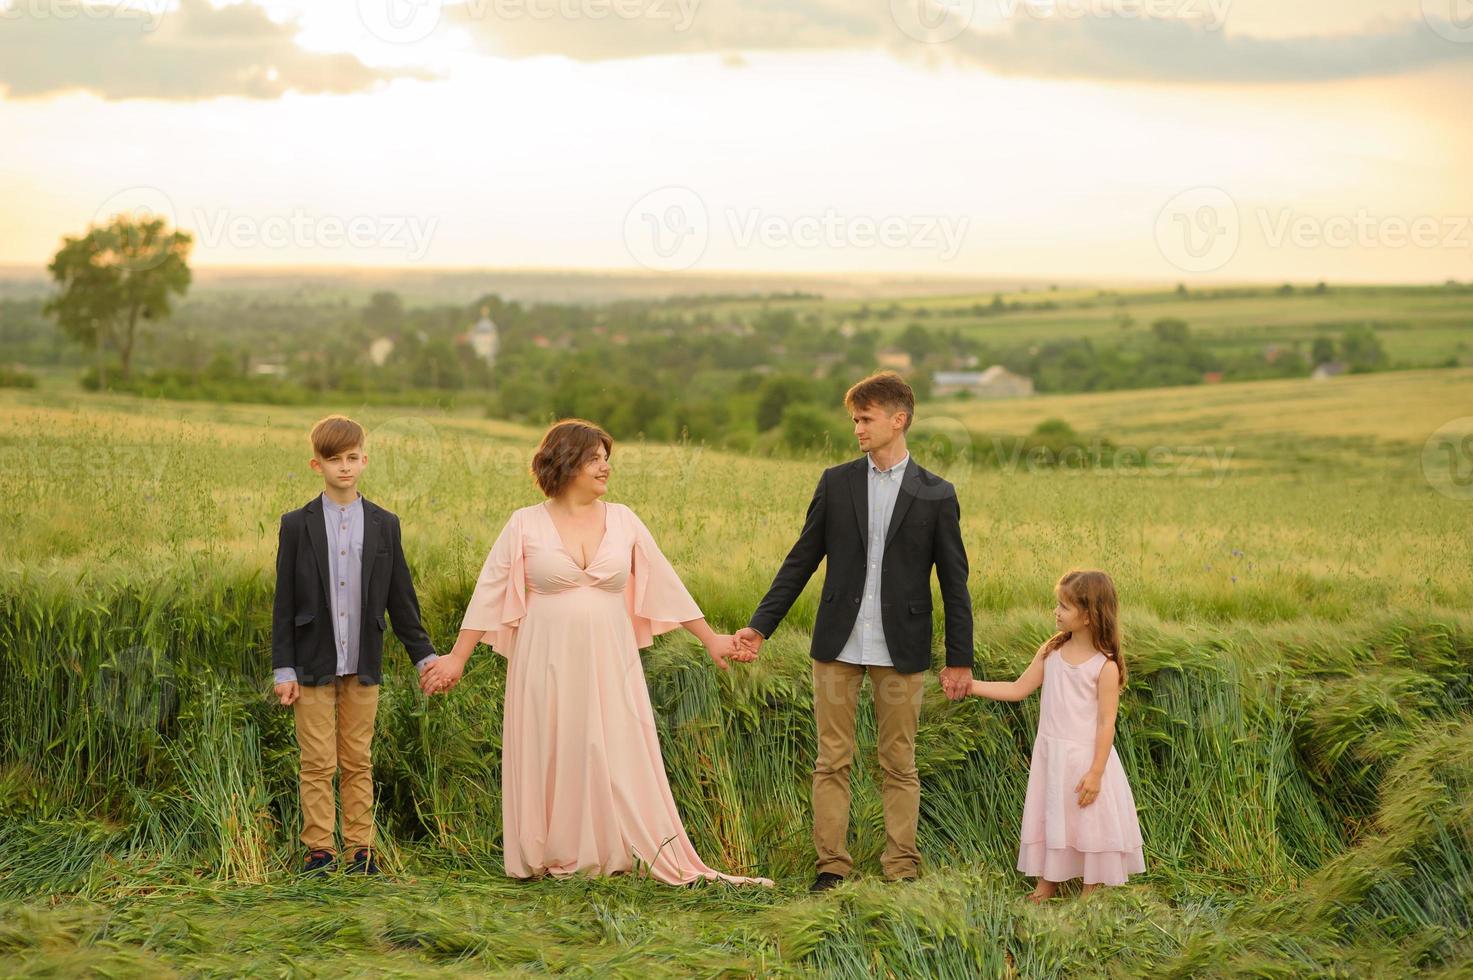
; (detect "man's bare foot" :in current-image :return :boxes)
[1026,880,1058,904]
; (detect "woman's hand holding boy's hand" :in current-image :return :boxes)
[420,653,465,696]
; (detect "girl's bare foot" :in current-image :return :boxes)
[1026,880,1058,904]
[1081,883,1101,897]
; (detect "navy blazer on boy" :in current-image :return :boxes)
[272,492,437,686]
[746,454,973,675]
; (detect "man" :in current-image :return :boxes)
[735,371,974,891]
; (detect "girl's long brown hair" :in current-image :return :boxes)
[1042,569,1127,688]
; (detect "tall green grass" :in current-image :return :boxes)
[2,569,1469,974]
[1,378,1471,975]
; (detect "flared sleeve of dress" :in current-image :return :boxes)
[458,507,528,657]
[621,504,702,649]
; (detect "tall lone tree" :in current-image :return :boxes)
[46,213,193,388]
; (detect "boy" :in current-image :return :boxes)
[734,371,974,891]
[271,414,439,876]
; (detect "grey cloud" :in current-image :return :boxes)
[952,14,1473,83]
[438,0,1473,83]
[0,0,430,100]
[442,0,878,61]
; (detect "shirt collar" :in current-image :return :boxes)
[321,491,362,513]
[867,451,910,478]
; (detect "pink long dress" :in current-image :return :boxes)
[459,500,772,887]
[1017,649,1146,886]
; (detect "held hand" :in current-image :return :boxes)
[420,654,465,696]
[1075,770,1102,807]
[939,666,972,701]
[274,680,299,706]
[733,627,765,660]
[705,634,736,671]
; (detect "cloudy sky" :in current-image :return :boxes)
[3,0,1472,282]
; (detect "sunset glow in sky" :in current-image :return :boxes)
[3,0,1472,282]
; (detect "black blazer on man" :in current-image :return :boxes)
[747,456,973,674]
[271,495,436,685]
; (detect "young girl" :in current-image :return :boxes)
[971,569,1145,902]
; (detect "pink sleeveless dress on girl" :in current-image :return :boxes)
[1017,648,1145,885]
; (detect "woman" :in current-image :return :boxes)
[420,419,771,887]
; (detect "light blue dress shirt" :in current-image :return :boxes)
[836,452,910,668]
[273,492,437,685]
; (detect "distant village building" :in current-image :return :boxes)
[252,361,287,378]
[877,349,913,372]
[811,352,844,378]
[1311,361,1347,380]
[468,306,499,364]
[933,365,1034,399]
[368,336,395,367]
[1203,371,1224,384]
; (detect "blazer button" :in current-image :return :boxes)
[852,597,860,604]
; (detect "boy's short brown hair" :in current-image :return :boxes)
[310,415,366,459]
[844,371,915,431]
[531,419,613,498]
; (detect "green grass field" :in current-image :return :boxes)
[690,283,1473,367]
[1,368,1471,976]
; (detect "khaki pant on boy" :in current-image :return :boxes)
[293,675,380,853]
[811,658,926,880]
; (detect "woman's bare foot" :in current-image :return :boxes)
[1026,880,1058,904]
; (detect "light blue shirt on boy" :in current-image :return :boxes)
[836,451,910,668]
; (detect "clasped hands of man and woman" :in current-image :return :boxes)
[418,625,973,699]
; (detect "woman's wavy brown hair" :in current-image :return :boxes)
[1042,569,1127,687]
[531,419,613,498]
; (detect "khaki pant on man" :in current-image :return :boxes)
[811,658,926,880]
[293,675,380,853]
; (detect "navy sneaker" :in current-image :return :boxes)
[301,848,335,876]
[346,847,381,876]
